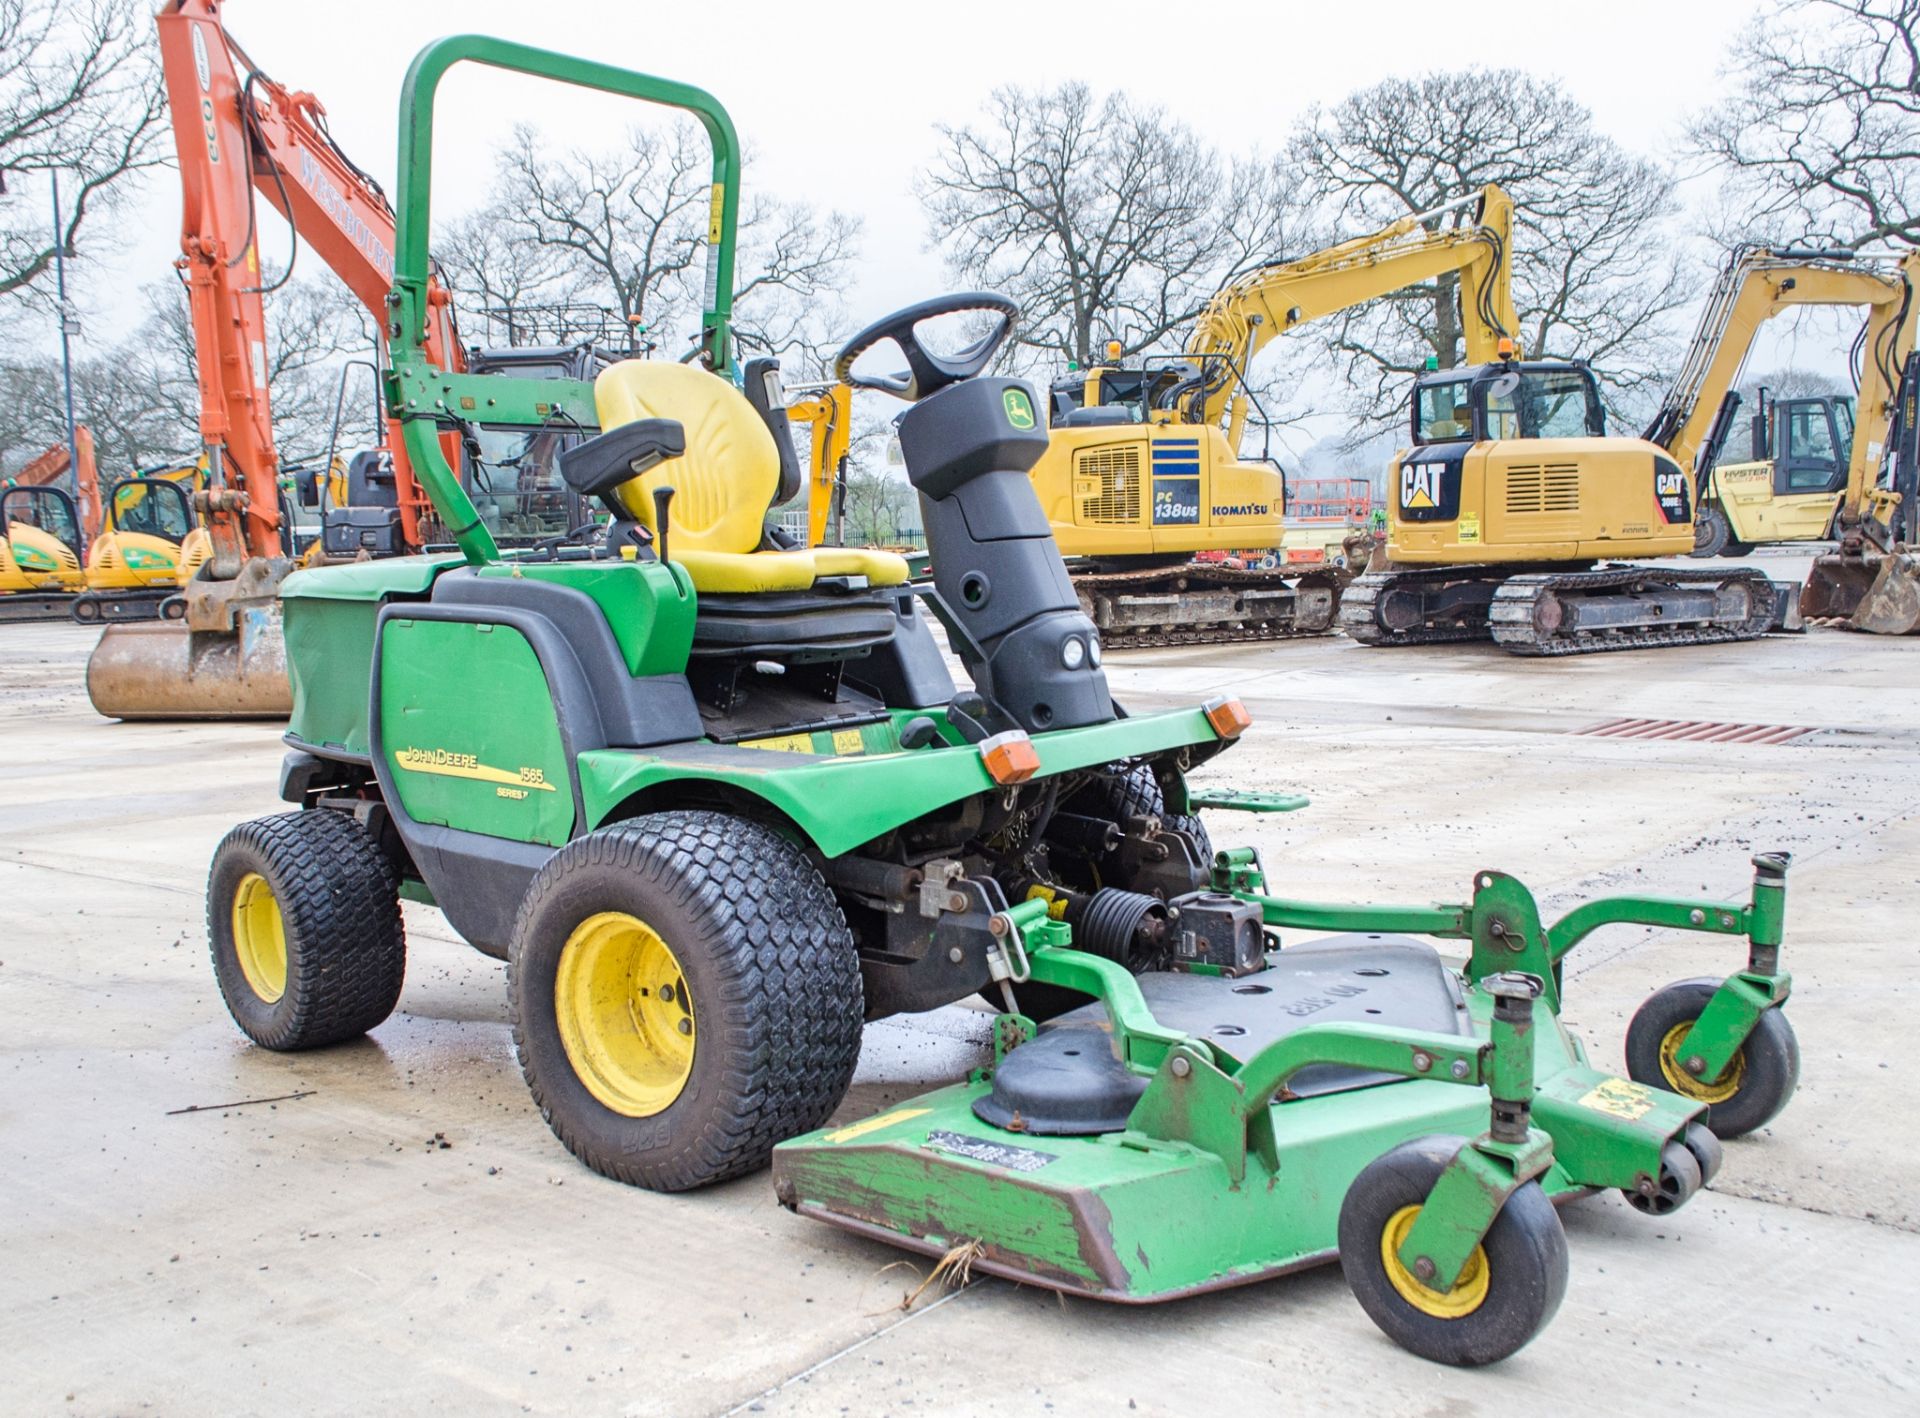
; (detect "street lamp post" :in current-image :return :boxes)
[50,170,82,492]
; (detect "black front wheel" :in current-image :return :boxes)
[509,811,865,1191]
[205,810,407,1050]
[1339,1135,1569,1367]
[1624,978,1800,1139]
[1691,505,1732,558]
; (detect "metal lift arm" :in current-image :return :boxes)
[1186,185,1518,451]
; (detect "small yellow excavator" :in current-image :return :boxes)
[0,485,88,621]
[1659,249,1919,559]
[71,471,213,624]
[1342,246,1917,655]
[1030,186,1518,646]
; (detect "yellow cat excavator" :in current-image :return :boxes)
[1341,246,1917,655]
[1029,185,1518,646]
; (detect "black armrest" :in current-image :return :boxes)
[557,418,686,502]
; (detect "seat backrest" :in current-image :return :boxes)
[592,361,781,556]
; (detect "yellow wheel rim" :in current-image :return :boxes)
[1658,1021,1745,1104]
[1380,1204,1491,1320]
[231,871,288,1004]
[554,911,696,1117]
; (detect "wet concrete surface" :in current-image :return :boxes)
[3,592,1916,1414]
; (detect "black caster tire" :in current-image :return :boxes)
[1623,1139,1703,1216]
[1339,1135,1569,1367]
[1682,1119,1724,1187]
[509,811,864,1191]
[1624,978,1800,1139]
[206,810,406,1050]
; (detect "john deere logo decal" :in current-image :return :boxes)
[394,746,556,798]
[1003,389,1036,430]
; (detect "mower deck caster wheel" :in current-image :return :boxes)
[1624,1140,1702,1216]
[1682,1120,1724,1186]
[1338,1135,1569,1367]
[508,811,864,1192]
[205,809,407,1050]
[1624,978,1800,1139]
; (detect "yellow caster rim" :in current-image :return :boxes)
[1658,1021,1746,1104]
[231,871,289,1004]
[554,911,696,1117]
[1380,1204,1491,1319]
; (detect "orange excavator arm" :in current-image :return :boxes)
[156,0,463,564]
[13,427,101,539]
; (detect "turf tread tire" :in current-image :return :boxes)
[206,810,407,1051]
[508,811,863,1192]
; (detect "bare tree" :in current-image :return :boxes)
[1693,0,1919,250]
[0,0,169,315]
[920,82,1291,372]
[1286,70,1689,435]
[443,121,860,371]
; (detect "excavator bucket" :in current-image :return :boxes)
[85,562,294,719]
[1801,549,1920,635]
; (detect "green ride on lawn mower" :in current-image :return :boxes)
[204,36,1802,1367]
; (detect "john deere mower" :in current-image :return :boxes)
[204,37,1801,1368]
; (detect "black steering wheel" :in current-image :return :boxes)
[832,291,1018,401]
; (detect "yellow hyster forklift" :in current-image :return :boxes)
[1673,250,1919,559]
[1030,186,1518,647]
[1335,246,1919,655]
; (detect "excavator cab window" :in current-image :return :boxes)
[1480,365,1604,441]
[2,486,81,552]
[1413,376,1474,442]
[110,479,194,542]
[1776,400,1846,493]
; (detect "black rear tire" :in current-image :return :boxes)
[1624,977,1800,1138]
[1339,1135,1568,1367]
[1691,505,1732,558]
[509,811,864,1191]
[206,810,406,1050]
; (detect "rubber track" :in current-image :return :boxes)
[209,810,407,1049]
[510,811,864,1190]
[1337,569,1496,647]
[1489,566,1777,657]
[1074,563,1347,649]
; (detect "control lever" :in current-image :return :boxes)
[653,485,676,564]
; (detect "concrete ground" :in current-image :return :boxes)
[6,562,1918,1415]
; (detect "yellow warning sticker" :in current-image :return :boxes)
[1458,512,1480,544]
[823,1107,931,1144]
[739,732,816,754]
[831,728,866,756]
[708,182,726,244]
[1578,1077,1659,1121]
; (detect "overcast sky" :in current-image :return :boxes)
[31,0,1863,443]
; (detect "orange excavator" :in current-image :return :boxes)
[87,0,473,717]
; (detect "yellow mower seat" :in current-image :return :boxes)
[592,361,909,593]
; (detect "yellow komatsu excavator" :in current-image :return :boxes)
[71,470,213,624]
[1341,246,1918,655]
[1029,186,1518,646]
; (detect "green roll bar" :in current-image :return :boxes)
[384,35,743,566]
